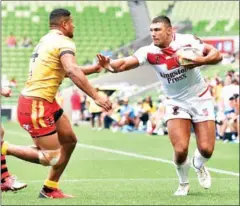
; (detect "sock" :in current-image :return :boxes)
[1,155,10,183]
[1,141,8,156]
[192,148,209,170]
[174,157,190,184]
[43,179,59,191]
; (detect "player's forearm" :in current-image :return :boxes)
[110,58,137,72]
[77,64,100,75]
[67,68,98,100]
[108,59,126,72]
[203,48,222,65]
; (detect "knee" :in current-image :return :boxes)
[198,144,214,158]
[174,145,188,164]
[38,149,61,166]
[175,145,188,156]
[68,134,77,149]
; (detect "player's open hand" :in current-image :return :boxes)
[96,54,115,72]
[94,94,112,112]
[1,87,12,97]
[97,54,110,67]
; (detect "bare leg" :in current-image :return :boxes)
[34,113,77,182]
[91,114,95,128]
[167,119,192,164]
[4,144,40,164]
[192,120,215,189]
[167,118,192,195]
[97,115,102,128]
[193,120,215,160]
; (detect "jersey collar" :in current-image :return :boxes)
[50,29,64,36]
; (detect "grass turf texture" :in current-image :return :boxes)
[2,122,239,205]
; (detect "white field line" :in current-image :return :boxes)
[25,177,236,184]
[7,131,240,177]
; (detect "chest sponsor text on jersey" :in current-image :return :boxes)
[159,67,189,84]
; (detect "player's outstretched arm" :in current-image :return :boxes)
[78,63,103,75]
[97,54,140,73]
[60,53,112,111]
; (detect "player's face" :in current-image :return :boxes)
[63,17,75,38]
[150,22,172,48]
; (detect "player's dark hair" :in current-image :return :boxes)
[151,15,172,27]
[49,8,71,26]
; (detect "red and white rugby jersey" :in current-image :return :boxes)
[134,33,208,101]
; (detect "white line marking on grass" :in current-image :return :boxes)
[24,177,236,184]
[77,144,239,177]
[7,131,239,177]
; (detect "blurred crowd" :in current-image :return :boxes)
[6,33,32,48]
[68,69,239,143]
[207,69,239,143]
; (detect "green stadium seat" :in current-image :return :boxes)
[1,2,136,104]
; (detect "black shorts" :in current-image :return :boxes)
[91,112,102,119]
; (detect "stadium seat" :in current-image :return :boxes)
[1,2,136,104]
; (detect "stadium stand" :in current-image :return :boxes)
[146,1,174,19]
[169,1,239,36]
[2,1,136,104]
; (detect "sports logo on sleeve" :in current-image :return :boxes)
[172,106,180,115]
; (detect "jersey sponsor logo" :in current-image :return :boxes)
[23,124,32,132]
[159,68,189,84]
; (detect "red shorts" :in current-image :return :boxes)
[17,95,63,138]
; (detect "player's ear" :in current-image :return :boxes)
[62,20,68,30]
[167,26,172,35]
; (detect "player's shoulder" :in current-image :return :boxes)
[137,43,159,53]
[58,35,75,46]
[47,30,75,46]
[175,33,195,42]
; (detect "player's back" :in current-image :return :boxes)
[22,30,76,102]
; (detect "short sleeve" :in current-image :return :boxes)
[59,37,76,57]
[133,46,149,66]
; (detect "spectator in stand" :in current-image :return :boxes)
[6,33,17,48]
[133,99,144,130]
[117,97,137,131]
[232,94,239,142]
[70,88,81,126]
[80,94,87,121]
[102,100,120,129]
[20,36,33,48]
[220,74,239,113]
[218,94,239,142]
[228,94,239,142]
[86,88,107,130]
[212,78,223,105]
[9,77,17,88]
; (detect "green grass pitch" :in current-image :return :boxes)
[1,122,239,205]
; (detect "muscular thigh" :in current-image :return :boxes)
[33,113,77,150]
[167,119,192,149]
[193,120,215,149]
[56,113,77,145]
[33,133,60,150]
